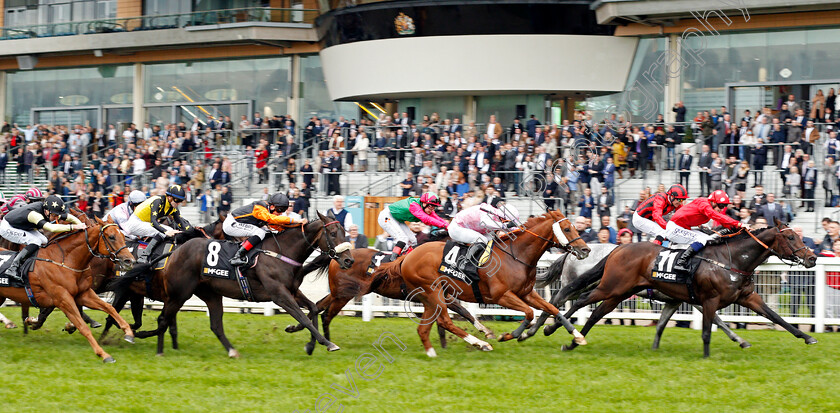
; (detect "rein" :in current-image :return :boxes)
[37,220,127,272]
[711,226,807,269]
[495,214,578,268]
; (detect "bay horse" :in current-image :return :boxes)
[286,249,497,355]
[380,210,591,357]
[126,211,354,357]
[559,219,818,358]
[521,244,751,349]
[0,211,137,362]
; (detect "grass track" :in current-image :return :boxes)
[0,307,837,412]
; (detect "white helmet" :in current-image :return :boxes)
[128,190,147,205]
[500,204,520,222]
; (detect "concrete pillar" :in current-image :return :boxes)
[463,96,476,124]
[665,33,682,123]
[289,54,301,121]
[132,63,144,127]
[0,71,6,123]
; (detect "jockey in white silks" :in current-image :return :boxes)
[448,197,519,271]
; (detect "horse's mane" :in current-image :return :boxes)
[521,211,554,229]
[706,226,775,247]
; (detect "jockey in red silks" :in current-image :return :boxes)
[666,189,747,271]
[631,184,688,245]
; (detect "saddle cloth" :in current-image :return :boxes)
[0,250,36,288]
[200,240,259,301]
[437,239,492,303]
[127,240,175,271]
[651,248,700,284]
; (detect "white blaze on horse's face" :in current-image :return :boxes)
[552,221,569,246]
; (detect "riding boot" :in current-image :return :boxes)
[458,242,486,273]
[5,244,38,282]
[231,235,262,266]
[674,242,703,273]
[138,234,164,264]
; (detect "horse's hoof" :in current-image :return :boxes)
[63,323,77,334]
[4,322,16,329]
[228,349,241,359]
[479,343,493,352]
[155,353,164,357]
[123,335,135,344]
[24,317,37,325]
[426,348,437,358]
[561,344,572,351]
[517,332,530,342]
[574,336,588,346]
[485,333,497,340]
[440,342,447,349]
[326,343,341,352]
[739,341,752,349]
[805,337,818,345]
[498,333,515,342]
[89,320,102,329]
[305,342,315,356]
[103,357,116,364]
[284,325,299,333]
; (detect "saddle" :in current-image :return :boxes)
[128,239,175,270]
[651,248,700,284]
[201,240,260,301]
[0,250,37,288]
[437,239,491,303]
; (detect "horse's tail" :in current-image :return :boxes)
[301,253,332,280]
[106,251,174,292]
[561,253,609,296]
[536,253,570,288]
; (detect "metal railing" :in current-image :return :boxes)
[0,7,317,39]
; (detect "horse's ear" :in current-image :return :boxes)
[316,210,326,221]
[95,215,105,225]
[774,217,783,227]
[327,209,336,219]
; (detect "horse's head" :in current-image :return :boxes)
[315,210,354,269]
[768,218,817,268]
[547,210,590,260]
[96,215,135,269]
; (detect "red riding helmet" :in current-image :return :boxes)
[667,184,688,200]
[709,190,730,205]
[25,187,44,201]
[419,192,441,207]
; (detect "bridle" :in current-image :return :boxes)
[744,226,808,266]
[301,219,352,260]
[495,211,583,267]
[86,223,130,263]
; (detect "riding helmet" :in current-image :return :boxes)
[165,185,186,201]
[268,193,290,210]
[419,192,441,207]
[44,195,67,217]
[667,184,688,200]
[25,187,44,201]
[709,190,730,205]
[128,190,147,207]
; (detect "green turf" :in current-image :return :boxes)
[0,307,837,412]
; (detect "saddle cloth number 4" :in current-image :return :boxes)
[444,246,461,266]
[657,250,679,273]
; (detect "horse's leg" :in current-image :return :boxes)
[546,285,610,336]
[266,284,339,352]
[288,294,331,334]
[521,290,586,344]
[307,295,347,356]
[495,291,535,342]
[53,289,114,362]
[169,315,179,350]
[101,291,131,340]
[695,304,751,348]
[562,295,627,351]
[652,303,679,350]
[75,289,135,344]
[737,292,817,345]
[700,299,720,358]
[195,290,238,358]
[288,290,318,333]
[0,306,15,328]
[129,293,145,330]
[448,300,496,340]
[437,323,448,349]
[79,305,101,328]
[417,304,437,357]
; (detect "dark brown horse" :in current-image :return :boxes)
[287,248,497,355]
[121,211,354,357]
[0,211,136,362]
[380,210,591,357]
[556,219,818,358]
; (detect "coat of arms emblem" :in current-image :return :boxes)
[395,12,415,35]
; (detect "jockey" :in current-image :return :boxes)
[125,185,191,264]
[0,187,44,217]
[448,197,519,271]
[225,193,304,266]
[378,192,448,257]
[667,189,746,272]
[106,190,147,237]
[0,195,85,280]
[631,184,688,244]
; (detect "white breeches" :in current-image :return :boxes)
[124,215,173,238]
[632,213,666,238]
[377,209,416,247]
[448,224,489,244]
[0,220,47,246]
[223,215,267,239]
[665,221,713,246]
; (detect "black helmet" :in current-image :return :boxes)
[268,193,290,210]
[165,185,186,201]
[44,195,67,217]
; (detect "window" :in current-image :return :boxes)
[3,0,117,27]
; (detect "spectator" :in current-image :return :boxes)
[327,195,353,230]
[758,193,786,224]
[347,224,368,248]
[578,187,594,219]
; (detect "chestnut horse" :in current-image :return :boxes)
[381,210,591,357]
[0,211,136,362]
[287,248,497,355]
[558,219,818,358]
[124,211,354,357]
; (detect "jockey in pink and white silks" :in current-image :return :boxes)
[448,197,519,271]
[0,187,43,218]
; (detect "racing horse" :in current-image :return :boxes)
[559,219,818,358]
[124,211,354,357]
[520,243,751,349]
[286,248,497,355]
[380,210,591,357]
[0,210,136,362]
